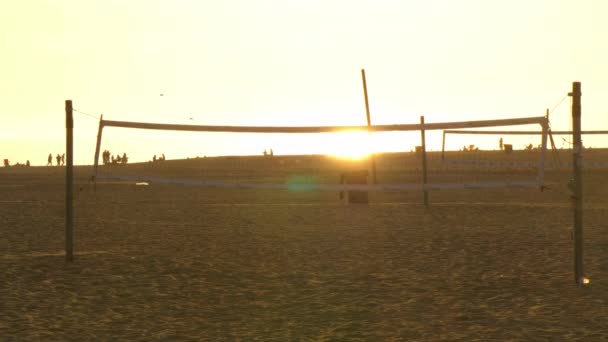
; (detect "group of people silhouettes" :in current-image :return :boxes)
[102,150,129,165]
[152,154,165,162]
[3,159,30,167]
[263,149,274,157]
[47,153,65,166]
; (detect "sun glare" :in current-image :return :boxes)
[330,149,370,160]
[325,132,373,160]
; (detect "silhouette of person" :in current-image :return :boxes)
[26,160,30,167]
[61,153,65,166]
[47,153,52,166]
[161,153,165,161]
[263,149,267,156]
[56,154,61,166]
[270,148,274,157]
[153,155,157,162]
[122,153,128,164]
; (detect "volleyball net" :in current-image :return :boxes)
[91,116,549,198]
[441,129,608,171]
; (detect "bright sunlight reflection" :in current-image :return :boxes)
[325,132,373,160]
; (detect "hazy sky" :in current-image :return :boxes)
[1,0,607,165]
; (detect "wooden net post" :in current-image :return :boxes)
[538,117,548,189]
[93,115,104,179]
[569,82,584,284]
[420,116,429,206]
[441,130,446,163]
[65,100,74,262]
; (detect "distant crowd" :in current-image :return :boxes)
[6,153,65,167]
[3,150,171,168]
[3,159,30,167]
[102,150,129,165]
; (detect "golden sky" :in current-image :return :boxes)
[1,0,607,165]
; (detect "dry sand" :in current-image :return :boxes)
[1,151,608,340]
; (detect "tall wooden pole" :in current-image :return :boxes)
[65,100,74,262]
[361,69,377,184]
[420,116,429,206]
[569,82,584,284]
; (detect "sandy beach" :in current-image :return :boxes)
[2,151,607,340]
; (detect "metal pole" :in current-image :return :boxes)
[361,69,377,184]
[65,100,74,262]
[420,116,429,206]
[569,82,584,284]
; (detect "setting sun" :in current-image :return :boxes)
[324,132,373,160]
